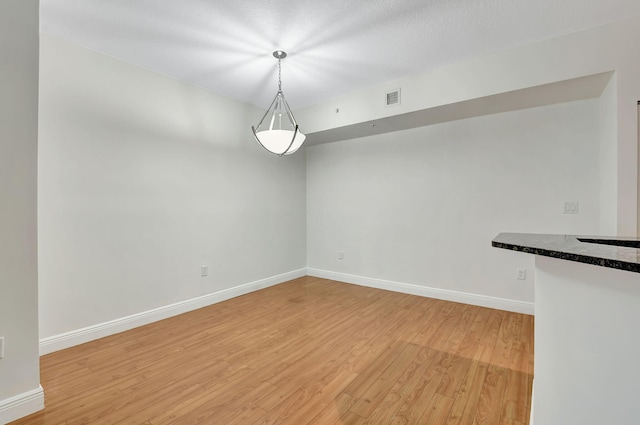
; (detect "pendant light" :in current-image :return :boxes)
[252,51,306,156]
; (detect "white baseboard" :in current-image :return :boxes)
[307,268,535,315]
[530,380,535,425]
[40,269,307,355]
[0,386,44,425]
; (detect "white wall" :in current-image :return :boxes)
[597,76,618,235]
[534,256,640,425]
[0,0,44,422]
[297,15,640,236]
[307,98,604,308]
[38,35,306,342]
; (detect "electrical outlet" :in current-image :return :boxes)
[201,265,208,277]
[338,251,344,260]
[0,337,4,359]
[517,269,527,280]
[564,201,579,214]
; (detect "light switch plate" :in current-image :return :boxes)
[0,337,4,359]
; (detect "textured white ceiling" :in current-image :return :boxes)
[41,0,640,110]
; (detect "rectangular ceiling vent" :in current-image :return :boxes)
[386,88,401,107]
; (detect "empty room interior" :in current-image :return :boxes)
[3,1,640,424]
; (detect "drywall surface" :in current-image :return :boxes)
[597,76,617,235]
[0,0,43,422]
[296,15,640,236]
[38,35,306,339]
[534,256,640,425]
[307,99,603,305]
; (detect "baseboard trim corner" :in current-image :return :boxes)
[306,268,534,315]
[40,268,307,355]
[0,385,44,425]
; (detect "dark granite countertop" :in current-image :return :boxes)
[492,233,640,273]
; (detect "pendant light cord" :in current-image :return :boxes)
[278,58,282,92]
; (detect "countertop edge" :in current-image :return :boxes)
[491,234,640,274]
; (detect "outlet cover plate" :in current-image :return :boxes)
[564,201,579,214]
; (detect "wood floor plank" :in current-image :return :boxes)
[349,343,422,417]
[444,360,488,425]
[387,350,446,425]
[418,393,455,424]
[474,365,509,425]
[307,392,356,425]
[360,346,435,425]
[457,307,492,360]
[10,277,533,425]
[473,309,504,364]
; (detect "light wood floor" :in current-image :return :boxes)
[11,277,533,425]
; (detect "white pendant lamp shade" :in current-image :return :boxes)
[252,51,306,156]
[254,128,306,155]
